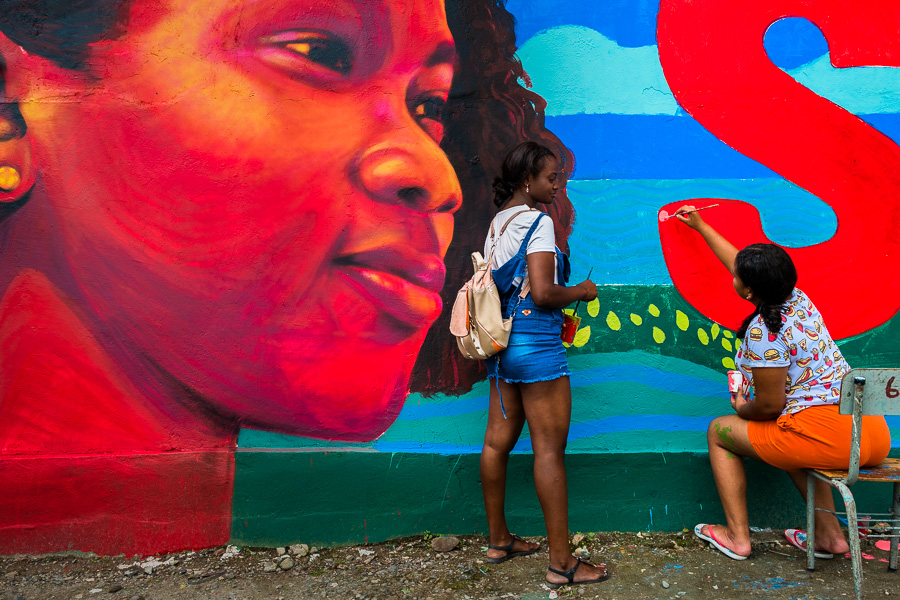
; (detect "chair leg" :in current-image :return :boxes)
[806,472,816,572]
[891,481,899,572]
[834,481,863,600]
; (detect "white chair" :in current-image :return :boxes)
[805,369,900,600]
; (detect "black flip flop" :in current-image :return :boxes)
[485,534,540,564]
[547,557,610,589]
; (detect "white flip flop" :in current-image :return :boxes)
[784,529,834,559]
[694,524,750,561]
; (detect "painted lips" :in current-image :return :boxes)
[336,247,446,328]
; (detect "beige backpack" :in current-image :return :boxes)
[449,210,532,359]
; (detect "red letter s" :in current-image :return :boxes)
[657,0,900,339]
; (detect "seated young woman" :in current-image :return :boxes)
[674,205,891,560]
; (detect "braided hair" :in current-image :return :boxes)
[734,243,797,338]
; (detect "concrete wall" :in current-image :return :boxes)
[1,0,899,555]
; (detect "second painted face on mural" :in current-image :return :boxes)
[19,0,461,439]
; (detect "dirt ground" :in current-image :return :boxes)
[1,529,897,600]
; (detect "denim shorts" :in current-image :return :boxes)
[486,297,571,384]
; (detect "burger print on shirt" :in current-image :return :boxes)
[734,289,850,416]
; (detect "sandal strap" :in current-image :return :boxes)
[488,533,524,552]
[547,557,582,583]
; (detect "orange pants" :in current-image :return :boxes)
[747,404,891,472]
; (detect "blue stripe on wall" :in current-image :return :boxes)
[548,114,900,180]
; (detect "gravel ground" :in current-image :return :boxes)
[1,530,898,600]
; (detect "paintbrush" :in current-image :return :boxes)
[658,203,720,222]
[572,267,593,315]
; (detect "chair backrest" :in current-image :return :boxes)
[837,368,900,485]
[839,368,900,416]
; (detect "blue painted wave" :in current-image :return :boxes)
[397,363,723,421]
[565,178,838,284]
[548,113,900,180]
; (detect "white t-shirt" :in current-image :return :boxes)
[483,206,558,285]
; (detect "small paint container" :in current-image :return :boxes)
[727,370,742,394]
[561,313,581,344]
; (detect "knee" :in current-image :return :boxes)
[482,436,516,456]
[707,417,729,449]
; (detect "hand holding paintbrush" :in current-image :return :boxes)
[658,203,719,222]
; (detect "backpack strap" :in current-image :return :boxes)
[484,208,535,269]
[511,213,549,299]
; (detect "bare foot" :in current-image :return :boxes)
[485,535,540,562]
[546,557,609,586]
[814,534,850,555]
[701,524,752,558]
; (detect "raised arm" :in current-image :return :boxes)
[675,205,739,275]
[526,252,596,309]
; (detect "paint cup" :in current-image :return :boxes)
[727,370,742,394]
[561,313,581,344]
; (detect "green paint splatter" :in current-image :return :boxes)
[721,338,733,352]
[714,423,736,452]
[648,304,660,317]
[711,323,720,340]
[697,328,709,345]
[606,311,621,331]
[652,327,666,344]
[587,298,600,318]
[630,313,643,326]
[675,310,689,331]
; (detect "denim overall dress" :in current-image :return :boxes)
[486,213,572,385]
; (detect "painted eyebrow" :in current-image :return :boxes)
[425,40,456,67]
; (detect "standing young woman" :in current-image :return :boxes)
[674,205,891,561]
[478,142,608,588]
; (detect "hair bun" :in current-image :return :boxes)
[491,177,515,207]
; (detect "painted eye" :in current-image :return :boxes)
[279,32,353,75]
[411,95,447,143]
[413,96,446,122]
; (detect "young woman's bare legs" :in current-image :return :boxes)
[785,471,850,555]
[481,378,539,559]
[519,377,607,584]
[703,414,762,558]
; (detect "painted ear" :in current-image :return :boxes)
[0,100,34,204]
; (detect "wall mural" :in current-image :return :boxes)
[1,0,899,555]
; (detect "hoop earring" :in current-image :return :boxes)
[0,166,20,193]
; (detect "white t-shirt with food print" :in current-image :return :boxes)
[734,288,850,416]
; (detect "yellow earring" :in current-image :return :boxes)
[0,166,20,192]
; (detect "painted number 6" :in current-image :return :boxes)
[656,0,900,339]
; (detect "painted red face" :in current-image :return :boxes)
[26,0,461,440]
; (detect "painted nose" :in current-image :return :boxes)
[354,142,462,214]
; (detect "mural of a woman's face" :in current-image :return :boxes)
[20,0,461,440]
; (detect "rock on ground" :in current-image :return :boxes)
[1,530,898,600]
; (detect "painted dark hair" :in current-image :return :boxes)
[411,0,576,396]
[491,141,556,207]
[734,243,797,338]
[0,0,576,398]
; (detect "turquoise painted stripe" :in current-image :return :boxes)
[373,414,716,454]
[396,364,724,421]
